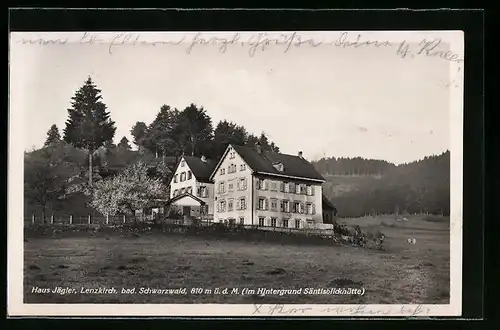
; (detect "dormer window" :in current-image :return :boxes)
[273,162,284,172]
[180,160,185,167]
[229,151,235,159]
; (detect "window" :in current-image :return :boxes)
[295,219,301,229]
[280,182,285,192]
[238,197,247,210]
[228,182,234,192]
[271,181,277,191]
[237,178,247,190]
[258,197,267,210]
[218,200,226,212]
[270,198,278,211]
[257,179,266,190]
[219,181,225,194]
[240,164,246,171]
[271,218,277,227]
[228,164,237,173]
[282,200,290,212]
[220,168,225,175]
[293,201,301,213]
[180,172,186,182]
[300,184,306,195]
[228,199,234,211]
[296,183,301,194]
[174,174,178,183]
[180,188,186,194]
[307,185,313,196]
[187,187,193,194]
[307,203,313,215]
[200,205,208,215]
[180,160,185,167]
[173,189,179,197]
[229,151,235,159]
[258,217,265,227]
[284,182,290,193]
[187,171,192,180]
[198,186,208,198]
[228,218,236,226]
[239,217,245,225]
[283,219,289,228]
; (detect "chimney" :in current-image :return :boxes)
[254,142,262,154]
[201,155,207,163]
[298,151,303,158]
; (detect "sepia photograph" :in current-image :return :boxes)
[8,29,464,317]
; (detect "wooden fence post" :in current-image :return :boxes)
[69,215,73,225]
[106,215,109,225]
[51,214,54,224]
[88,215,91,225]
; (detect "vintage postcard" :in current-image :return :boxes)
[8,30,464,317]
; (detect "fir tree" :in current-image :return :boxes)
[117,136,131,150]
[44,124,61,147]
[63,76,116,188]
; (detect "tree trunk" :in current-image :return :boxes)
[41,205,46,224]
[88,150,93,188]
[191,135,195,156]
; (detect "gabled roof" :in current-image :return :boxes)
[322,194,336,211]
[217,144,325,182]
[167,192,206,205]
[176,155,216,183]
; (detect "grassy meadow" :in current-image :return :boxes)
[23,214,450,304]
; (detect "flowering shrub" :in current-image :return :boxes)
[91,161,166,216]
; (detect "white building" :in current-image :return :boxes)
[208,144,326,229]
[168,155,216,220]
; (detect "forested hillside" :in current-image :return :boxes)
[312,151,450,218]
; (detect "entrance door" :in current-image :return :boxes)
[182,206,191,216]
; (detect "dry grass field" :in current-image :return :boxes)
[23,215,450,304]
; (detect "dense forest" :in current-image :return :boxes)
[312,151,450,218]
[23,76,450,219]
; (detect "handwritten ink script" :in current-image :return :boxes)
[17,32,463,63]
[252,304,432,317]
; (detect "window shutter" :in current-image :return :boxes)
[312,204,316,215]
[311,186,315,196]
[237,180,241,190]
[290,183,295,193]
[217,202,220,212]
[256,199,260,210]
[236,199,240,210]
[264,180,269,190]
[280,200,284,212]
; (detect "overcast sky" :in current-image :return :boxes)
[10,31,460,165]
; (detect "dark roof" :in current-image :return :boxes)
[322,194,336,210]
[230,145,325,182]
[167,192,206,205]
[183,156,217,183]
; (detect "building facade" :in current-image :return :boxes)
[168,155,216,218]
[209,144,326,229]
